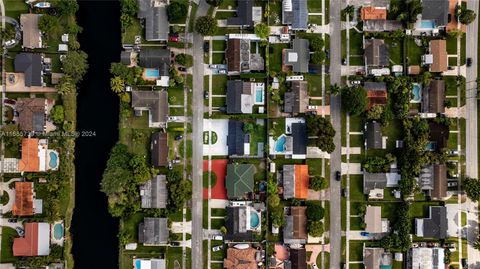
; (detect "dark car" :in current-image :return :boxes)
[204,41,210,53]
[178,66,187,72]
[7,218,16,223]
[175,135,183,140]
[462,258,468,268]
[342,58,347,65]
[170,241,180,246]
[335,171,341,181]
[204,91,209,99]
[4,99,15,105]
[467,58,472,67]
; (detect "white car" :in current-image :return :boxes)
[212,245,223,252]
[168,116,178,121]
[212,235,223,240]
[209,64,217,69]
[219,69,227,74]
[311,264,319,269]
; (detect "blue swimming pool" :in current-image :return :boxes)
[135,260,141,269]
[250,211,260,228]
[49,152,58,169]
[418,20,435,29]
[255,88,264,103]
[53,223,63,240]
[411,83,422,103]
[426,141,437,151]
[145,68,159,78]
[275,135,286,152]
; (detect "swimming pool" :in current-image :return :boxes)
[411,83,422,103]
[250,211,260,228]
[418,20,435,29]
[53,223,63,240]
[135,260,141,269]
[426,141,437,151]
[145,68,160,79]
[255,87,264,104]
[49,151,58,169]
[275,135,286,152]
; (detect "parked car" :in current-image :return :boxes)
[342,188,349,197]
[15,227,24,236]
[312,264,319,269]
[170,241,180,246]
[172,158,181,164]
[168,116,178,121]
[212,235,223,240]
[342,58,347,65]
[335,171,341,181]
[168,36,179,43]
[203,41,210,53]
[178,66,187,72]
[4,99,15,105]
[204,91,209,99]
[461,258,468,268]
[360,232,370,236]
[209,64,217,69]
[175,135,183,140]
[467,58,472,67]
[7,219,16,223]
[350,80,361,85]
[219,69,227,74]
[168,162,173,170]
[212,245,223,252]
[447,181,458,187]
[449,149,459,156]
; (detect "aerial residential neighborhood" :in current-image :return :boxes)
[0,0,479,269]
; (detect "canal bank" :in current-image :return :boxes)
[72,1,121,268]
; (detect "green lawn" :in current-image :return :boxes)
[212,75,228,95]
[409,202,441,219]
[211,218,225,229]
[349,175,366,202]
[219,0,236,9]
[446,35,458,54]
[270,44,288,73]
[122,19,142,44]
[349,241,364,262]
[215,10,236,20]
[4,0,28,19]
[385,38,403,65]
[212,53,225,65]
[350,134,364,147]
[212,97,226,107]
[166,247,191,269]
[349,29,364,57]
[268,0,283,26]
[307,0,322,12]
[0,227,18,263]
[406,38,424,65]
[350,216,364,230]
[305,74,322,97]
[168,85,185,105]
[119,112,155,156]
[309,15,323,25]
[212,40,226,51]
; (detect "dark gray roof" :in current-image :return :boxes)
[422,0,449,27]
[364,39,389,67]
[284,81,308,114]
[151,132,168,167]
[14,53,42,87]
[419,206,447,239]
[364,82,387,92]
[226,80,243,114]
[137,0,150,18]
[290,248,307,269]
[363,172,387,194]
[139,48,170,76]
[120,51,132,65]
[227,0,253,27]
[283,165,295,199]
[292,122,307,155]
[146,6,169,41]
[363,20,404,32]
[366,121,382,149]
[138,218,168,245]
[282,0,308,30]
[284,39,310,73]
[422,80,445,114]
[227,120,247,156]
[140,174,167,208]
[131,90,168,127]
[225,206,253,241]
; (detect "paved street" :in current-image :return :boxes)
[329,0,342,268]
[191,0,209,268]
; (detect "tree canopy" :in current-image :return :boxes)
[195,16,217,36]
[167,2,188,23]
[50,105,65,125]
[464,177,480,201]
[341,86,367,115]
[175,54,193,68]
[306,202,325,221]
[458,4,477,25]
[254,23,270,39]
[307,221,324,237]
[309,176,327,191]
[306,115,336,153]
[62,51,88,83]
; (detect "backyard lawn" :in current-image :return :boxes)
[270,44,288,73]
[406,38,424,65]
[385,38,403,65]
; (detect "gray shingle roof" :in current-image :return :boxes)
[151,132,168,167]
[138,48,170,75]
[131,90,168,127]
[366,121,382,149]
[138,218,168,245]
[225,206,253,241]
[363,19,404,32]
[422,80,445,114]
[284,39,310,73]
[140,174,167,208]
[282,0,308,30]
[363,172,387,194]
[227,0,253,27]
[418,206,447,239]
[422,0,449,27]
[364,39,389,67]
[284,81,308,114]
[14,53,42,87]
[147,6,169,41]
[283,165,295,199]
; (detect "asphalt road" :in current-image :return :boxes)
[328,0,342,268]
[191,1,209,268]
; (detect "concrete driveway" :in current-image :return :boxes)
[445,204,461,237]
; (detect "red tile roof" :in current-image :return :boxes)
[367,90,388,108]
[13,223,38,256]
[19,138,39,172]
[361,7,387,20]
[294,165,309,199]
[12,182,34,216]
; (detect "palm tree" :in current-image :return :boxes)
[110,76,125,94]
[56,76,76,95]
[329,84,341,96]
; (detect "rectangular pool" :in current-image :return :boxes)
[144,68,160,79]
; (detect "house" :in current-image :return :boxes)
[423,40,447,73]
[422,80,445,114]
[283,206,307,245]
[363,172,387,199]
[289,248,307,269]
[417,164,448,200]
[364,39,389,71]
[227,0,260,27]
[363,247,392,269]
[226,81,265,114]
[12,182,39,216]
[137,0,169,41]
[140,174,167,208]
[363,20,404,32]
[151,132,169,167]
[13,222,50,256]
[225,203,261,241]
[282,164,309,199]
[284,81,309,114]
[133,258,166,269]
[365,121,383,149]
[226,35,264,74]
[20,14,42,49]
[291,122,307,159]
[16,98,47,132]
[428,121,449,152]
[283,39,310,73]
[365,206,388,233]
[409,247,445,268]
[224,246,261,269]
[138,48,170,87]
[138,217,168,246]
[364,82,387,109]
[131,90,168,128]
[415,206,447,239]
[227,120,250,156]
[120,50,134,66]
[421,0,449,30]
[361,6,387,20]
[19,138,59,172]
[14,53,43,87]
[282,0,308,30]
[226,163,255,199]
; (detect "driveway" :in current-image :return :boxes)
[203,119,229,156]
[445,204,461,237]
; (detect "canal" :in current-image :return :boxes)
[72,0,121,268]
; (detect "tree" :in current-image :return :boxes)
[447,28,463,39]
[0,24,16,40]
[362,154,396,173]
[175,54,193,68]
[254,23,270,39]
[329,84,341,96]
[50,105,64,125]
[167,170,192,211]
[167,2,187,23]
[341,86,367,115]
[270,205,285,227]
[206,0,223,6]
[267,194,280,207]
[1,124,22,153]
[457,4,477,25]
[367,105,384,121]
[464,177,480,201]
[56,75,76,94]
[62,51,88,83]
[341,5,355,21]
[305,115,336,153]
[311,51,326,64]
[120,0,138,16]
[306,202,325,221]
[243,122,258,134]
[57,0,79,16]
[129,154,152,183]
[110,76,125,94]
[195,16,217,36]
[38,15,61,38]
[307,221,324,237]
[309,35,325,51]
[422,71,432,86]
[309,176,327,191]
[406,0,422,23]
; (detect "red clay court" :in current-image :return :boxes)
[203,159,228,200]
